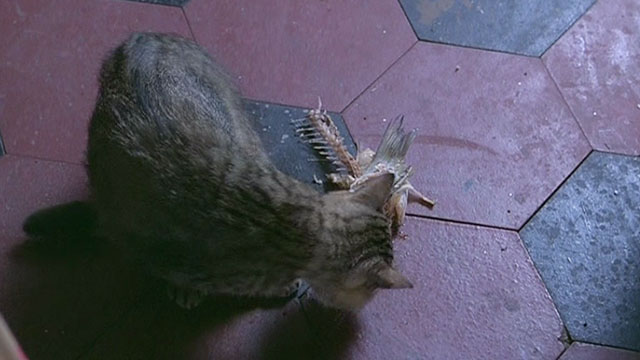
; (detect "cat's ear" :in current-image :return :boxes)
[352,173,395,210]
[372,265,413,289]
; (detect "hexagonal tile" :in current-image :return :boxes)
[184,0,416,112]
[304,218,565,359]
[343,42,591,229]
[0,155,146,360]
[399,0,595,56]
[0,0,191,164]
[543,0,640,156]
[559,342,640,360]
[520,151,640,351]
[245,101,356,193]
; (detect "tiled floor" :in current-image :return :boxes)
[399,0,596,56]
[0,0,638,359]
[521,151,640,351]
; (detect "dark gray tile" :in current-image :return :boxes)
[244,101,356,193]
[124,0,190,6]
[399,0,596,56]
[520,151,640,351]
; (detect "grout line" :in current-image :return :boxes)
[396,0,420,42]
[514,233,571,345]
[554,345,570,360]
[339,40,418,115]
[405,213,517,232]
[513,55,599,233]
[180,5,197,42]
[0,133,5,156]
[517,148,594,233]
[570,339,640,354]
[514,228,572,351]
[540,0,599,58]
[339,0,422,117]
[561,324,573,344]
[539,57,593,148]
[417,38,541,58]
[591,148,640,158]
[512,154,596,348]
[112,0,185,9]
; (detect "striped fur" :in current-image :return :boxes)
[86,32,411,310]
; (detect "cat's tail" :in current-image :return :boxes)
[23,201,98,242]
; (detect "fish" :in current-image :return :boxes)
[294,100,435,232]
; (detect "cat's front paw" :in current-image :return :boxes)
[167,284,207,309]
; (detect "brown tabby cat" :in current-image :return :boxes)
[25,32,412,310]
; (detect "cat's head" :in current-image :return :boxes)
[303,173,412,310]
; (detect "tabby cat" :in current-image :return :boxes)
[24,32,412,310]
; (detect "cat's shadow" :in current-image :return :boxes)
[7,233,359,359]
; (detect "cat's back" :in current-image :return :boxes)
[88,33,271,231]
[90,32,261,156]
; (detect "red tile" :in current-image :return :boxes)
[0,155,146,359]
[559,342,640,360]
[543,0,640,156]
[82,296,315,360]
[305,218,565,359]
[184,0,415,112]
[0,0,191,164]
[0,155,88,259]
[343,42,591,229]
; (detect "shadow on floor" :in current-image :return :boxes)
[4,213,359,359]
